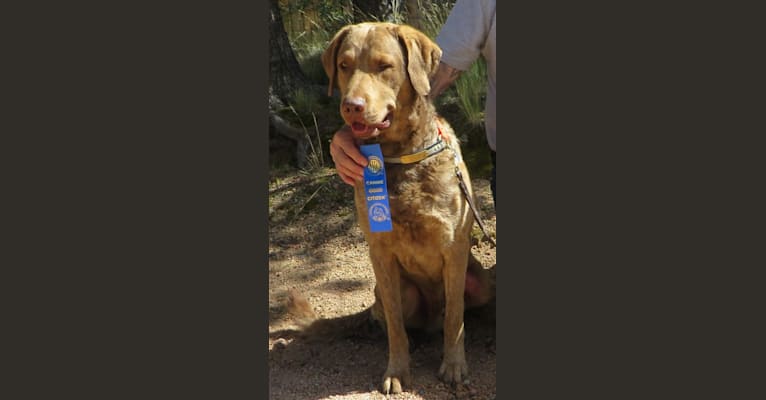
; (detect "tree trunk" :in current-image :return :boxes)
[352,0,402,23]
[405,0,427,30]
[270,0,311,103]
[269,0,314,168]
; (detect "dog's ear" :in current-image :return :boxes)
[396,25,443,97]
[322,25,352,97]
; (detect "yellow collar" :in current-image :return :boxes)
[383,138,446,164]
[383,121,448,164]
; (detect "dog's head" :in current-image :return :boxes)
[322,23,442,141]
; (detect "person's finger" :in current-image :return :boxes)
[333,127,368,168]
[330,143,358,182]
[331,139,365,178]
[336,162,364,184]
[343,142,368,168]
[338,171,357,186]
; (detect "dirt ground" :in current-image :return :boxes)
[269,167,496,400]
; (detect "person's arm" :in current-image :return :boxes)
[429,62,463,99]
[329,125,368,185]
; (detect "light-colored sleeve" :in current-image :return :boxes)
[435,0,495,71]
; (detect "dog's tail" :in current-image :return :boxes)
[285,289,382,342]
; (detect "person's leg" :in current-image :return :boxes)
[490,150,496,208]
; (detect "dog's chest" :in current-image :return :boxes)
[354,161,462,247]
[387,161,458,206]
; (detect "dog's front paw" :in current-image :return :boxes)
[382,367,411,395]
[438,357,468,386]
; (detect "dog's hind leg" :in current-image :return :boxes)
[372,278,423,330]
[465,252,494,309]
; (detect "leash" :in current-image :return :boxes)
[383,122,497,246]
[454,165,496,246]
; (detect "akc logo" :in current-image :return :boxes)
[366,156,383,175]
[369,203,390,222]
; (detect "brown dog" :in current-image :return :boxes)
[322,22,492,394]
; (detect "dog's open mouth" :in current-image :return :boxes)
[350,113,392,139]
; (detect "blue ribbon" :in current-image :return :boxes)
[359,144,393,232]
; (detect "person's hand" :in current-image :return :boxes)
[429,62,463,99]
[330,125,368,185]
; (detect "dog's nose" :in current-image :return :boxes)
[342,97,366,115]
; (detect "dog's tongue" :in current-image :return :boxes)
[351,122,368,133]
[351,120,391,138]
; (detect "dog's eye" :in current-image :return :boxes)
[379,63,393,72]
[339,61,348,70]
